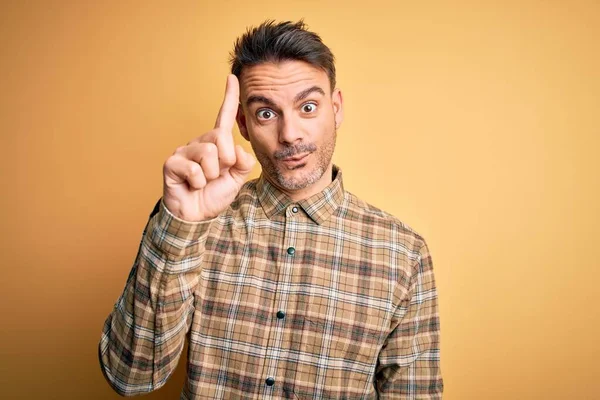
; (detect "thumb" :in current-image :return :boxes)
[230,144,256,180]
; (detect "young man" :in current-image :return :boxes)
[99,20,443,399]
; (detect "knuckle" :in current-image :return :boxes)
[163,156,176,171]
[203,142,218,155]
[185,162,201,179]
[174,145,186,155]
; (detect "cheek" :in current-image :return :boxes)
[247,123,276,150]
[304,113,334,138]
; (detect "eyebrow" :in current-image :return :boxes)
[245,86,326,108]
[294,86,325,103]
[246,95,276,108]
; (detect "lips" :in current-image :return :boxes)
[282,153,309,162]
[280,152,310,168]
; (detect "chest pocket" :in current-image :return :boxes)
[297,308,386,398]
[303,314,385,365]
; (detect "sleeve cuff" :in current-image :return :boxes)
[148,198,216,258]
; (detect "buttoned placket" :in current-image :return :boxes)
[261,204,300,397]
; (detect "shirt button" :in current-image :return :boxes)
[292,206,299,213]
[287,247,295,255]
[265,377,275,386]
[276,310,285,319]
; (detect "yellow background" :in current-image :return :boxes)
[1,1,598,399]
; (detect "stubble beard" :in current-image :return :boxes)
[253,128,337,191]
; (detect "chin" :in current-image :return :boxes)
[276,164,325,191]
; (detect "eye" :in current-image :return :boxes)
[301,102,317,113]
[256,109,276,120]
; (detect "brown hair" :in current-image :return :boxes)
[230,20,336,91]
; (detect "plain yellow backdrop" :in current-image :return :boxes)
[1,1,598,399]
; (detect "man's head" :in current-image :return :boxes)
[230,20,343,199]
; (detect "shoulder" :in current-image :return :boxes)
[343,190,428,257]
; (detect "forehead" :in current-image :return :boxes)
[239,61,329,101]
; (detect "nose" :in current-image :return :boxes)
[278,114,303,145]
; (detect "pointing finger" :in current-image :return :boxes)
[214,74,240,131]
[215,129,237,168]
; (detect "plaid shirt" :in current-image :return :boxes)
[99,165,443,399]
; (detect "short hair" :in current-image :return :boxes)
[230,20,336,91]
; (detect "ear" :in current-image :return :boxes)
[236,105,250,141]
[332,88,344,129]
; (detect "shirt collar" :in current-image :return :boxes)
[256,165,345,225]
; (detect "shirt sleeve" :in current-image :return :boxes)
[376,240,444,399]
[98,198,214,396]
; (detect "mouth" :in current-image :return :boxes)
[280,152,310,168]
[282,153,309,161]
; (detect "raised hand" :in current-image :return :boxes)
[162,75,255,222]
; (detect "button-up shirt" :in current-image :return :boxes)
[99,166,443,399]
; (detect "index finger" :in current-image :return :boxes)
[214,74,240,131]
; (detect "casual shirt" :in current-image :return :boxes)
[99,165,443,399]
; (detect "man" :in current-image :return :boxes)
[99,20,443,399]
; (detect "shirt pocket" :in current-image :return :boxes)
[303,316,384,365]
[298,316,383,398]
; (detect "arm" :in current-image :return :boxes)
[376,241,444,399]
[98,198,213,396]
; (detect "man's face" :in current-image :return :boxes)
[236,60,343,195]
